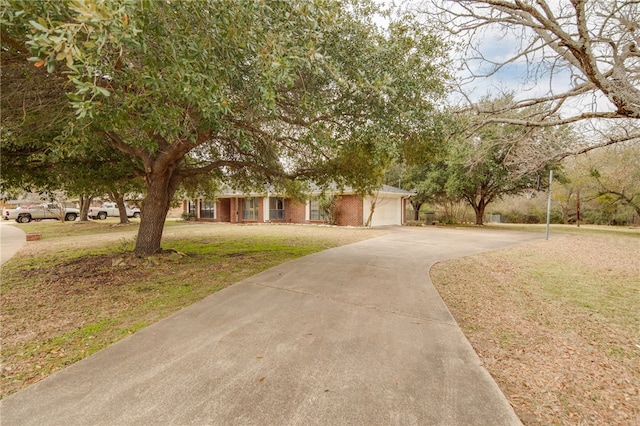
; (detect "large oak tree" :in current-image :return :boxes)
[2,0,449,255]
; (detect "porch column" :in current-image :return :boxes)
[230,198,238,223]
[263,197,270,222]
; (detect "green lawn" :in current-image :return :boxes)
[8,217,186,239]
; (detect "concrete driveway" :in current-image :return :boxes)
[0,222,26,265]
[0,226,540,425]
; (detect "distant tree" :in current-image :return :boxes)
[450,119,569,225]
[586,144,640,219]
[400,98,566,225]
[1,8,71,200]
[1,126,144,223]
[551,158,587,224]
[1,3,144,223]
[395,165,430,220]
[388,114,451,220]
[2,0,449,255]
[553,143,640,224]
[318,194,338,225]
[395,162,451,221]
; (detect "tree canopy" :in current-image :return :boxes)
[442,120,558,225]
[401,97,566,225]
[1,0,450,255]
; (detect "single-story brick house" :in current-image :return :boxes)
[183,185,414,227]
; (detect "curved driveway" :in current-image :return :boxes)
[0,222,26,265]
[1,226,540,425]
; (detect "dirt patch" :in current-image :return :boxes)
[431,233,639,425]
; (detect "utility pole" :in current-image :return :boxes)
[576,189,581,228]
[546,170,553,240]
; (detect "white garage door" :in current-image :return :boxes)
[363,196,401,227]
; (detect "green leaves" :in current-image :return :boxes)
[28,18,48,32]
[5,0,451,252]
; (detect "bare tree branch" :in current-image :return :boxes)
[424,0,640,122]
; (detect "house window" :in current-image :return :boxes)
[269,197,285,220]
[309,198,325,221]
[199,200,216,219]
[187,200,196,216]
[243,197,259,221]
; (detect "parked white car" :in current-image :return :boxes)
[3,204,79,223]
[88,202,141,220]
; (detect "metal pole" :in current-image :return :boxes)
[546,170,553,240]
[576,189,581,228]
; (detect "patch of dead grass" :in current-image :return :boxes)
[431,233,639,425]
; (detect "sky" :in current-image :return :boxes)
[381,0,616,117]
[455,29,574,100]
[455,27,615,117]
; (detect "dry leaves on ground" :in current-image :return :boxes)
[431,232,640,425]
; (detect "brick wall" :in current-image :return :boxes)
[334,195,363,226]
[189,194,369,226]
[286,199,306,223]
[217,198,231,222]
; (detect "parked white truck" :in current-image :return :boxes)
[3,203,80,223]
[88,202,141,220]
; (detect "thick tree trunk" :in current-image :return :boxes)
[470,197,488,226]
[410,201,422,221]
[466,190,493,226]
[78,195,93,221]
[134,169,181,256]
[474,205,485,225]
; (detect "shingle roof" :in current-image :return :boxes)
[380,185,415,195]
[216,183,415,198]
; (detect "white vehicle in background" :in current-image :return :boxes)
[3,204,79,223]
[3,206,23,221]
[88,202,141,220]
